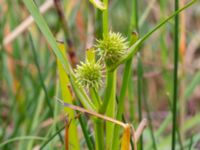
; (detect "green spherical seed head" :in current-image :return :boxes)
[75,61,103,89]
[96,31,129,67]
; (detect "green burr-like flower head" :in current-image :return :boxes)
[96,31,129,67]
[75,60,103,89]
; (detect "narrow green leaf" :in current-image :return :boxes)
[0,136,46,148]
[184,72,200,98]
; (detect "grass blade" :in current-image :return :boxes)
[137,53,143,150]
[172,0,179,149]
[0,136,46,148]
[29,34,64,145]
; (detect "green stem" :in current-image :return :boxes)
[99,70,115,114]
[137,54,143,150]
[112,0,139,148]
[40,126,65,150]
[90,88,102,109]
[95,9,103,39]
[105,70,116,150]
[94,1,109,149]
[128,71,135,124]
[94,119,104,150]
[103,0,108,36]
[111,59,132,150]
[75,101,94,150]
[90,88,104,150]
[172,0,179,149]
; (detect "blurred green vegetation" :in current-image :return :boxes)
[1,0,200,149]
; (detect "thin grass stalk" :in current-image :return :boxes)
[159,0,168,65]
[166,95,184,149]
[172,0,179,149]
[179,0,186,144]
[188,136,193,150]
[128,73,135,124]
[0,136,46,148]
[103,0,108,36]
[111,0,139,148]
[102,0,117,149]
[75,101,94,150]
[0,18,4,115]
[91,88,104,150]
[143,81,157,150]
[112,59,133,150]
[28,34,63,144]
[78,115,94,150]
[137,53,143,150]
[40,126,65,150]
[133,0,144,149]
[52,77,62,148]
[26,82,44,150]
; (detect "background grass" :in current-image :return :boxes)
[1,0,200,149]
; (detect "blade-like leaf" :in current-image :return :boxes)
[57,42,80,150]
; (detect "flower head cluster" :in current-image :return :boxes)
[96,31,129,67]
[75,60,103,89]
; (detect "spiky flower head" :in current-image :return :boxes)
[75,60,103,89]
[96,31,129,67]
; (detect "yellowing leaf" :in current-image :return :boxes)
[57,42,80,150]
[121,124,131,150]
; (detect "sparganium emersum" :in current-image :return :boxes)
[75,60,103,89]
[96,31,129,67]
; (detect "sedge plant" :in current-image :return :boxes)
[20,0,198,149]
